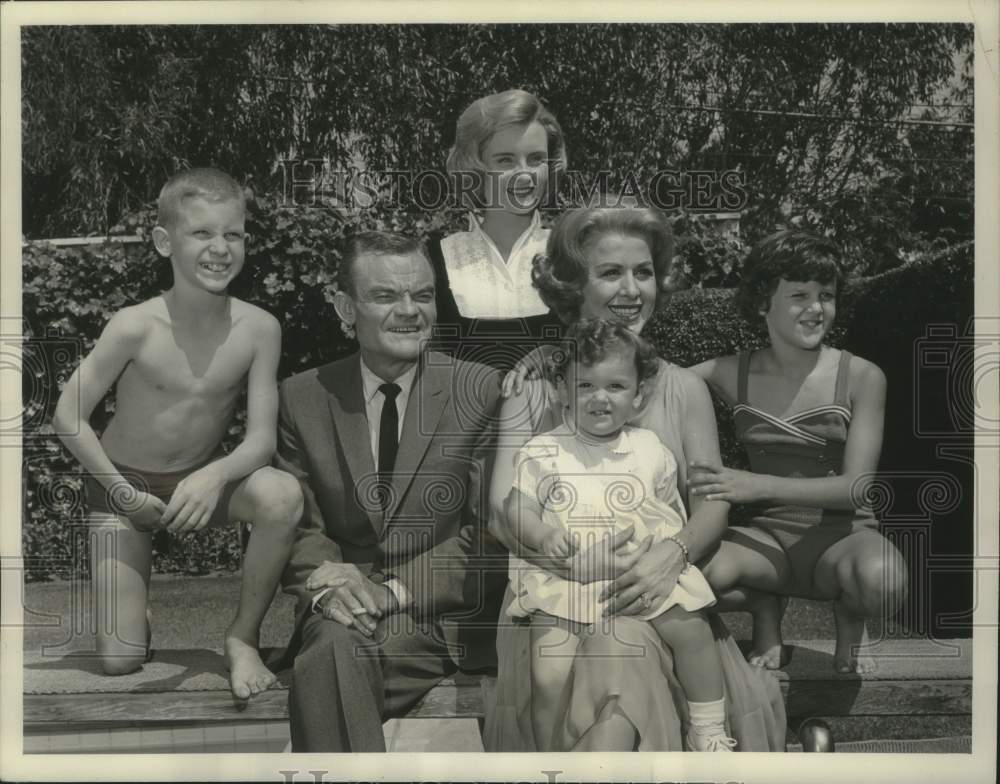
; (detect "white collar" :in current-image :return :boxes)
[359,358,418,405]
[467,210,544,259]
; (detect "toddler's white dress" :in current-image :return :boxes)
[507,423,715,624]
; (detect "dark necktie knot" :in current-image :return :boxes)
[379,382,401,402]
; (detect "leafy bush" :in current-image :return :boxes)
[668,213,750,290]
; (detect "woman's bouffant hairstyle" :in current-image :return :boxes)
[735,229,845,323]
[549,318,660,386]
[532,206,674,324]
[156,168,245,230]
[446,89,567,210]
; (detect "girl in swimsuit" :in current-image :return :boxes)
[690,229,908,674]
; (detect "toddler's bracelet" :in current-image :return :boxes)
[666,535,690,571]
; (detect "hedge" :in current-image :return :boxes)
[21,200,973,582]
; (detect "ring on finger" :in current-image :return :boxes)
[639,593,652,611]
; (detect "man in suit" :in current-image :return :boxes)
[275,231,505,752]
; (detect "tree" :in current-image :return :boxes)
[23,23,972,279]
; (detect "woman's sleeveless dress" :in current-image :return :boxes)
[733,350,880,598]
[483,360,788,752]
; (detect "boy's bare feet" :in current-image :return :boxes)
[747,594,789,669]
[833,600,876,674]
[224,630,277,704]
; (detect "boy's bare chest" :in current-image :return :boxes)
[129,322,253,396]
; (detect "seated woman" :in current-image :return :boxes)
[485,205,787,752]
[426,89,565,372]
[691,230,908,674]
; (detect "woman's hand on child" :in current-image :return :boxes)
[500,345,554,398]
[688,459,765,504]
[161,464,226,534]
[567,525,647,584]
[600,535,683,616]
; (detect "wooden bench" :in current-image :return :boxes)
[22,637,971,753]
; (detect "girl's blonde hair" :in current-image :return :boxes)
[446,89,567,209]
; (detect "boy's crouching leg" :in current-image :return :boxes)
[223,468,303,702]
[89,514,155,676]
[236,467,303,536]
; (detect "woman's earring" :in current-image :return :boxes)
[339,320,356,340]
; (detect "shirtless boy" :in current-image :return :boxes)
[53,168,303,702]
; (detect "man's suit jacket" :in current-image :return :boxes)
[276,350,506,670]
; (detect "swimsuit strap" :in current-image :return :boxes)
[833,349,853,408]
[737,350,752,405]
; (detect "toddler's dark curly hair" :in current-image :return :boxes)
[550,318,660,385]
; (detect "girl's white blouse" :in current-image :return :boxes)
[438,212,550,319]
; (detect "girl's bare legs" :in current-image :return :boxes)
[714,587,790,669]
[89,513,153,675]
[814,529,908,674]
[528,615,584,750]
[701,526,792,669]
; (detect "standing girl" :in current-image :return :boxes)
[427,89,565,371]
[691,229,908,674]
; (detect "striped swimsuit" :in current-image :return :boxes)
[733,349,879,598]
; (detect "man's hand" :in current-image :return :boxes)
[161,463,228,534]
[308,561,398,636]
[306,560,368,591]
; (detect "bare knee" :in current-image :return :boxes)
[701,551,741,593]
[247,469,303,531]
[703,535,791,593]
[836,545,905,618]
[856,549,908,617]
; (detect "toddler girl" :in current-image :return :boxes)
[504,318,736,751]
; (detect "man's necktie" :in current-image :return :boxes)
[377,382,401,509]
